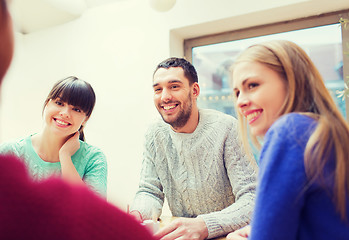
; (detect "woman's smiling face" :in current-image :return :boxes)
[44,98,88,137]
[232,61,288,137]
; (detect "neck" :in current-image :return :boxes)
[171,106,199,133]
[31,130,66,162]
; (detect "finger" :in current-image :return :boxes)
[129,211,143,223]
[69,132,80,142]
[176,232,200,240]
[154,222,178,239]
[157,227,186,240]
[226,232,248,240]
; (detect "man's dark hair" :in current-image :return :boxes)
[153,57,198,85]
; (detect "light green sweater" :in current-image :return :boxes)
[0,134,107,197]
[131,109,257,239]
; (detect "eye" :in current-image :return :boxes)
[154,87,162,93]
[171,85,179,89]
[233,90,240,98]
[72,107,82,113]
[55,100,63,106]
[248,82,259,89]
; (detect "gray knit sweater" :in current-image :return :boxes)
[131,109,257,239]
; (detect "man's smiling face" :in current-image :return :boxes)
[153,67,195,130]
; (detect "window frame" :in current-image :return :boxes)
[184,9,349,121]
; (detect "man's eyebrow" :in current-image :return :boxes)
[152,80,183,88]
[168,80,183,84]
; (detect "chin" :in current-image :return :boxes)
[250,128,265,138]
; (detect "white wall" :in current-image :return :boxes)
[1,0,348,212]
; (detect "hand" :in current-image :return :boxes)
[58,132,83,184]
[226,225,251,240]
[59,132,80,161]
[129,210,143,223]
[154,217,208,240]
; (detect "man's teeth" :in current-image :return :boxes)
[247,112,260,121]
[56,119,69,125]
[164,105,176,110]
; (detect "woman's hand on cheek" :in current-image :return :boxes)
[59,132,80,161]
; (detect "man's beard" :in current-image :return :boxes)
[159,94,192,130]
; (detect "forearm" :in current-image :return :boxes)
[133,139,165,220]
[131,191,164,220]
[59,154,84,184]
[199,192,255,239]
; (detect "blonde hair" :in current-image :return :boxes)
[231,40,349,219]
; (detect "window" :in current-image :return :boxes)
[185,10,349,120]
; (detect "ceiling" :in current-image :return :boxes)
[8,0,126,34]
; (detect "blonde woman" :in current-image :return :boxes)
[228,40,349,240]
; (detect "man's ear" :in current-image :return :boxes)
[192,82,200,98]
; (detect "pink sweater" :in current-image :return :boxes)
[0,154,156,240]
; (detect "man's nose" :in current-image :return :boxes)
[161,88,172,102]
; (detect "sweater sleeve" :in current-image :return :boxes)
[199,122,257,239]
[130,130,164,220]
[249,114,312,240]
[0,140,23,157]
[82,148,108,198]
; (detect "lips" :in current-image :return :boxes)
[163,105,177,110]
[244,110,262,124]
[54,118,71,127]
[161,103,179,113]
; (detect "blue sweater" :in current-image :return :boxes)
[250,113,349,240]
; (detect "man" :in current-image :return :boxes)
[0,1,154,239]
[130,57,257,239]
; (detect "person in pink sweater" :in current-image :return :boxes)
[0,154,156,240]
[0,1,155,239]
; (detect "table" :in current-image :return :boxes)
[159,216,227,240]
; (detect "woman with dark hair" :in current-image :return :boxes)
[0,76,107,197]
[0,2,155,239]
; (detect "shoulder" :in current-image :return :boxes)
[145,118,169,139]
[270,113,316,130]
[267,113,316,139]
[259,114,316,175]
[263,113,317,155]
[0,154,28,180]
[198,109,239,140]
[199,108,236,121]
[199,108,237,128]
[0,135,30,155]
[79,141,106,160]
